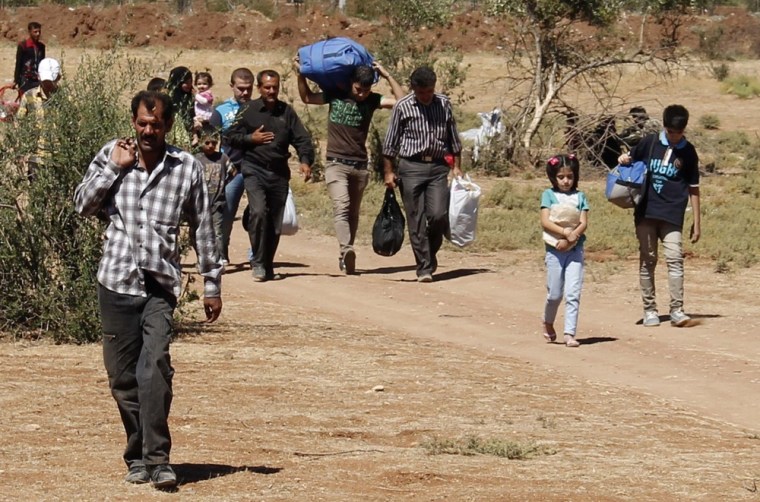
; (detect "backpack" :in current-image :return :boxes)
[297,37,376,93]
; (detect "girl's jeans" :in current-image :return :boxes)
[543,245,584,336]
[636,217,684,313]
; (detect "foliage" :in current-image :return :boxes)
[421,435,553,459]
[699,113,720,130]
[710,62,730,82]
[722,74,760,99]
[0,51,158,342]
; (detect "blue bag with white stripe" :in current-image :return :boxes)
[298,37,377,93]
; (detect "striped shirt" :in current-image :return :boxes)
[382,92,462,159]
[74,140,222,299]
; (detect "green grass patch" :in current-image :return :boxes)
[421,435,554,459]
[722,74,760,99]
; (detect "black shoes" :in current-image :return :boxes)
[340,249,356,275]
[124,464,149,484]
[150,464,177,489]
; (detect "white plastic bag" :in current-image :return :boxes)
[281,187,299,236]
[448,175,481,247]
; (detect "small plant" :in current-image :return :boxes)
[421,435,552,460]
[722,75,760,99]
[699,114,720,130]
[710,63,729,82]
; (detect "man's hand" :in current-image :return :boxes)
[618,152,632,165]
[373,61,390,79]
[110,137,137,169]
[384,171,397,189]
[251,125,274,144]
[299,163,312,182]
[291,56,301,74]
[204,296,222,323]
[451,165,464,179]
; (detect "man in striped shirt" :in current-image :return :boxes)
[382,66,463,282]
[74,90,223,489]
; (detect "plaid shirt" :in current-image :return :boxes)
[74,139,222,299]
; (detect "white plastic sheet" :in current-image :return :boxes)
[448,175,481,247]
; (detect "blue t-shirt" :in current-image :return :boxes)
[540,188,589,249]
[631,132,699,228]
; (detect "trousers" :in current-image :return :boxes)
[243,168,289,273]
[99,275,176,468]
[636,217,684,312]
[543,246,584,336]
[325,160,370,258]
[397,159,450,276]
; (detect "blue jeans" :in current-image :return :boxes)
[543,246,584,336]
[221,172,245,261]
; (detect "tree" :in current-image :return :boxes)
[484,0,694,165]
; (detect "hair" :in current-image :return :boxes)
[146,77,166,92]
[199,124,220,142]
[545,154,580,191]
[257,69,280,86]
[167,66,192,92]
[410,66,437,88]
[195,71,213,86]
[663,104,689,130]
[351,66,375,87]
[230,67,254,84]
[28,22,41,31]
[131,90,174,122]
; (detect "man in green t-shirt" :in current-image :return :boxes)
[295,61,404,274]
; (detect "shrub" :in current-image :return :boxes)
[699,114,720,130]
[710,63,730,82]
[722,74,760,99]
[0,51,160,342]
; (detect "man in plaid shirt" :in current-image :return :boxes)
[74,90,223,489]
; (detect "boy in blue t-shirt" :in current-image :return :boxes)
[618,104,701,328]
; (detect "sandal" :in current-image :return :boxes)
[542,322,557,343]
[564,334,580,348]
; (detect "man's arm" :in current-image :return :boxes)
[184,157,223,316]
[375,62,404,108]
[288,107,315,181]
[445,99,464,177]
[74,140,130,217]
[13,42,23,88]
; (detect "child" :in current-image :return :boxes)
[540,154,589,347]
[617,104,701,328]
[194,126,230,262]
[194,71,214,123]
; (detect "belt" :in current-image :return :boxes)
[326,156,368,169]
[404,154,445,163]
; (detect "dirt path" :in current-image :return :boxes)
[221,220,760,433]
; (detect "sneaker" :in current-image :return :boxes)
[252,265,267,282]
[221,259,229,267]
[150,464,177,489]
[125,464,149,484]
[643,310,661,327]
[670,309,691,327]
[417,273,433,283]
[341,249,356,275]
[564,334,580,347]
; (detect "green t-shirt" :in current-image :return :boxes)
[325,91,382,161]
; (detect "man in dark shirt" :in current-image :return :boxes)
[295,61,404,274]
[14,21,45,93]
[227,70,314,281]
[383,66,463,283]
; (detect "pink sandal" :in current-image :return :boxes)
[542,323,557,343]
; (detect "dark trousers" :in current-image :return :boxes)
[398,159,450,276]
[243,168,289,273]
[99,275,177,468]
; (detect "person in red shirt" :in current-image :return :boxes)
[14,22,45,93]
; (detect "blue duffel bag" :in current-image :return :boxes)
[606,161,648,209]
[298,37,377,93]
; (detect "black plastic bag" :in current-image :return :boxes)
[372,188,406,257]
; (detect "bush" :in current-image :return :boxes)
[722,74,760,99]
[710,63,730,82]
[0,51,159,342]
[699,114,720,130]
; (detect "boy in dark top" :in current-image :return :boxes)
[194,127,229,260]
[14,22,45,92]
[618,104,701,328]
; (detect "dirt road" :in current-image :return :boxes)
[223,224,760,432]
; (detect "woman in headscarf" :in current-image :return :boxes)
[166,66,195,133]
